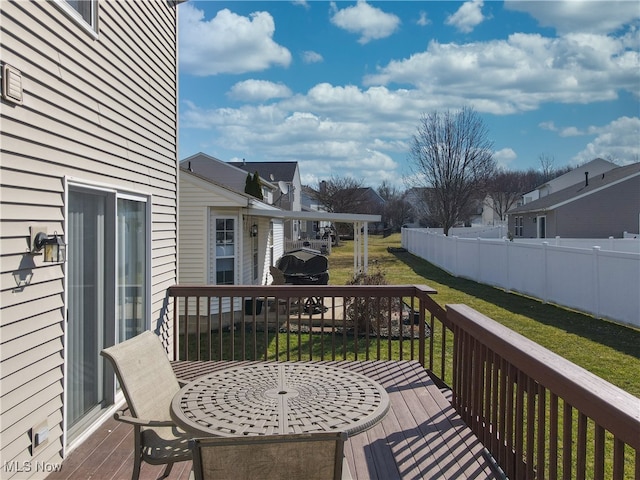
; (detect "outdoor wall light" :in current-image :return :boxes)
[250,224,259,237]
[31,230,66,263]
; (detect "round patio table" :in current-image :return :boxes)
[170,362,390,437]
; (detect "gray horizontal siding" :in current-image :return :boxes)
[0,0,178,476]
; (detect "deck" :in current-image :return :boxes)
[48,360,503,480]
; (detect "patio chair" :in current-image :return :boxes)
[189,432,350,480]
[100,331,192,480]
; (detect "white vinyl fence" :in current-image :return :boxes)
[402,228,640,328]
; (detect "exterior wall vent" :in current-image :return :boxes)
[2,64,23,105]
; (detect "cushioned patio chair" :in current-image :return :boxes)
[190,432,350,480]
[101,331,192,480]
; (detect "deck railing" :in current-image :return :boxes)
[168,284,445,367]
[167,284,639,479]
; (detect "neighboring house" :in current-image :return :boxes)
[179,156,284,287]
[481,196,504,226]
[353,187,386,233]
[507,162,640,238]
[300,185,332,240]
[229,161,302,240]
[182,155,381,280]
[522,158,617,204]
[184,153,276,204]
[403,187,434,227]
[403,187,482,228]
[1,0,179,475]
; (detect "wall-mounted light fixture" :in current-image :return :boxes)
[31,227,66,263]
[250,224,258,237]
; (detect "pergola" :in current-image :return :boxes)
[244,207,381,274]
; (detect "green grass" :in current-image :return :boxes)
[187,330,421,364]
[328,233,640,397]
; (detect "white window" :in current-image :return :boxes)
[58,0,98,32]
[215,218,235,285]
[515,216,524,237]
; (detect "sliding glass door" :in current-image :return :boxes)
[66,186,148,442]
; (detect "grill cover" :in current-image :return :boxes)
[276,249,329,284]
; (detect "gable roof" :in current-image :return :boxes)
[509,162,640,214]
[355,187,385,206]
[228,161,298,183]
[181,153,276,196]
[534,158,617,191]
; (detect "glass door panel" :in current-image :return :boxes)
[67,189,108,437]
[117,198,147,341]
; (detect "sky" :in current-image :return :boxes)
[177,0,640,188]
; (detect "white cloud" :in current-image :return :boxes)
[539,121,558,131]
[179,3,291,76]
[363,32,639,114]
[329,1,401,44]
[228,80,292,102]
[445,0,486,34]
[179,3,639,186]
[572,116,640,165]
[504,0,640,35]
[559,126,583,137]
[302,51,324,64]
[417,11,431,27]
[493,148,518,169]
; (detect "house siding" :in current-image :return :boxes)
[554,176,640,238]
[179,173,248,286]
[1,0,178,475]
[508,174,640,239]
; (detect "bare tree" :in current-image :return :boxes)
[376,181,409,231]
[314,176,367,214]
[485,169,528,222]
[538,153,556,183]
[408,107,496,235]
[377,180,396,201]
[313,176,369,239]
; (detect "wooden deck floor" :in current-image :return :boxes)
[47,361,503,480]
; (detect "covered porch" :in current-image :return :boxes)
[245,207,380,274]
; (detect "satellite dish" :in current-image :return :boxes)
[278,181,289,194]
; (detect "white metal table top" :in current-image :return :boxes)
[170,362,390,437]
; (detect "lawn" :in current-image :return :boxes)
[328,233,640,397]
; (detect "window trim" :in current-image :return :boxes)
[211,215,237,285]
[54,0,99,37]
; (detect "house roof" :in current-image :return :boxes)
[533,158,617,191]
[180,154,380,223]
[180,153,277,196]
[228,161,298,183]
[508,162,640,214]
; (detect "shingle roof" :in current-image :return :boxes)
[228,161,298,183]
[180,153,251,195]
[508,162,640,214]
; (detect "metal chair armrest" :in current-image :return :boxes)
[114,409,176,427]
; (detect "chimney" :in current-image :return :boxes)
[584,171,589,187]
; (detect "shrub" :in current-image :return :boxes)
[344,265,401,332]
